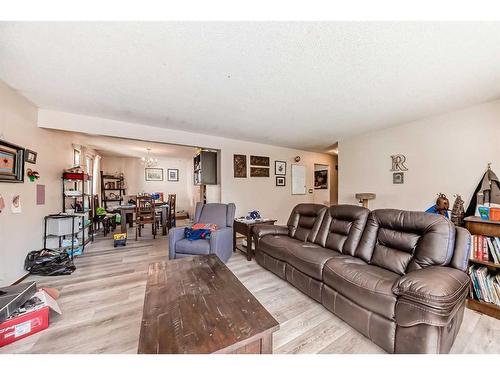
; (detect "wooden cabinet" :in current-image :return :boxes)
[194,150,217,185]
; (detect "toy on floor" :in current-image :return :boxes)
[113,233,127,247]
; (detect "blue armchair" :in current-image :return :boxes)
[168,202,236,263]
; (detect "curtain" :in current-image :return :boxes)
[93,155,102,206]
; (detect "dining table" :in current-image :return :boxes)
[117,202,170,236]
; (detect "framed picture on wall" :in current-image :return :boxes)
[314,170,328,189]
[275,160,286,175]
[233,154,247,178]
[250,155,270,167]
[167,169,179,182]
[276,176,286,186]
[393,172,404,184]
[0,140,24,183]
[145,168,164,181]
[250,167,270,177]
[25,149,37,164]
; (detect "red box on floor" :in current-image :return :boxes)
[0,306,49,348]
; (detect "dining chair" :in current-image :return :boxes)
[135,195,157,240]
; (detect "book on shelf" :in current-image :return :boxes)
[470,234,500,264]
[468,265,500,306]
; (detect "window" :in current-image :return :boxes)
[86,156,93,176]
[73,149,81,166]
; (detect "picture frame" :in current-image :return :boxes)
[0,140,24,183]
[393,172,404,184]
[250,155,270,167]
[233,154,247,178]
[25,149,37,164]
[145,168,164,181]
[274,160,286,175]
[314,169,328,189]
[276,176,286,186]
[250,167,270,177]
[167,168,179,182]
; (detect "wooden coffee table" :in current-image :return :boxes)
[233,219,277,261]
[138,255,279,354]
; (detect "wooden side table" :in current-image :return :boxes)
[233,219,277,261]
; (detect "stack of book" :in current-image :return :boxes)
[470,234,500,263]
[469,265,500,306]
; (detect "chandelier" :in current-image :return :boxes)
[141,148,158,167]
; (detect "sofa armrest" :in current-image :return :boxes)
[209,227,233,254]
[392,266,470,326]
[253,224,289,249]
[253,224,288,240]
[168,226,187,260]
[450,226,472,271]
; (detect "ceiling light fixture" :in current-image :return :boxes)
[141,148,158,167]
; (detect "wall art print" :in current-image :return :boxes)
[233,154,247,178]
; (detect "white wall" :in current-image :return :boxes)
[339,99,500,211]
[100,155,194,215]
[0,81,79,285]
[38,109,336,224]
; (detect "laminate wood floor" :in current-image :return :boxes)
[2,228,499,354]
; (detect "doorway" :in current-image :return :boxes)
[313,164,330,205]
[313,157,338,206]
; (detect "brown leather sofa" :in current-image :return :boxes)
[253,203,471,354]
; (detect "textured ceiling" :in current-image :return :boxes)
[1,22,500,152]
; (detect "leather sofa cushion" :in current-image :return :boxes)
[287,203,327,242]
[258,235,300,261]
[355,209,455,275]
[314,205,369,256]
[175,238,210,255]
[323,256,399,320]
[287,243,341,280]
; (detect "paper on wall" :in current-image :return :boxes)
[11,195,21,214]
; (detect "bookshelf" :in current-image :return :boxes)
[61,172,94,255]
[100,171,126,210]
[464,216,500,319]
